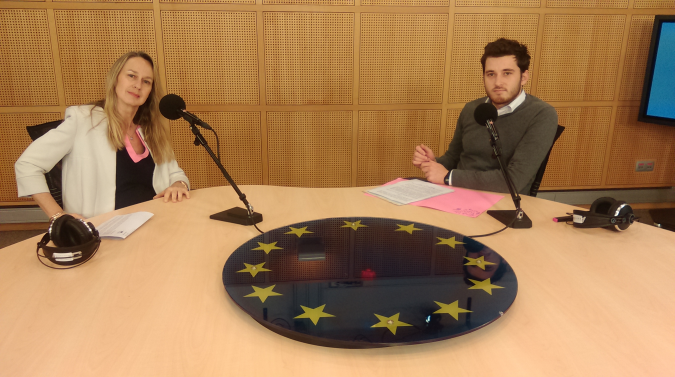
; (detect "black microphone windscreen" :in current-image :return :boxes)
[474,103,498,125]
[159,94,186,120]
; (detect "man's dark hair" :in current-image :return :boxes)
[480,38,530,73]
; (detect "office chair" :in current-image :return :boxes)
[25,119,65,208]
[529,125,565,197]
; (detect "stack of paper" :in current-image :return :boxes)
[365,178,504,218]
[365,179,454,205]
[97,212,154,240]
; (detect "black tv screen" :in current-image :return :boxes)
[639,15,675,127]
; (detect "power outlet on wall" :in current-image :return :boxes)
[635,160,655,172]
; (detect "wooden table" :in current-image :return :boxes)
[1,185,674,376]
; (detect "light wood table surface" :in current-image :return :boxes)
[1,185,674,376]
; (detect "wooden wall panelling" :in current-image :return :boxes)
[546,0,628,8]
[360,13,448,105]
[161,11,258,105]
[357,110,441,187]
[633,0,675,8]
[455,0,539,6]
[264,0,352,6]
[170,112,262,190]
[605,107,675,187]
[364,0,448,7]
[538,15,625,103]
[0,113,62,203]
[448,14,538,105]
[541,107,611,189]
[53,0,150,2]
[161,0,252,4]
[619,15,655,101]
[264,12,354,105]
[55,10,157,106]
[268,111,352,188]
[3,1,675,208]
[0,9,58,107]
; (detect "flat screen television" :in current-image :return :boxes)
[638,15,675,127]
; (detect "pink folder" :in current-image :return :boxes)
[366,178,504,218]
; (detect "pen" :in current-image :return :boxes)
[553,215,573,223]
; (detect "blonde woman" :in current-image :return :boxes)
[16,51,190,221]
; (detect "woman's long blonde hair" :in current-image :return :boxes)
[93,51,174,164]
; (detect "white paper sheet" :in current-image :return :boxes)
[365,179,454,205]
[97,212,154,240]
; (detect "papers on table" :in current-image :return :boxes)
[97,212,154,239]
[365,179,454,205]
[365,178,504,218]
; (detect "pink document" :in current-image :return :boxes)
[367,178,504,218]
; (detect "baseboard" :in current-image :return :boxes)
[0,207,49,224]
[537,187,675,205]
[0,222,49,231]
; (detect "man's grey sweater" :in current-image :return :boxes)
[436,95,558,195]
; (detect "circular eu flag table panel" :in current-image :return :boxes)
[222,217,518,348]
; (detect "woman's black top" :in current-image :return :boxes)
[114,147,155,210]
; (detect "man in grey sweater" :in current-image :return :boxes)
[413,38,558,195]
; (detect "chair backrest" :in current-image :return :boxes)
[529,125,565,197]
[26,119,65,208]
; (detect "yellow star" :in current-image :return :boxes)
[285,226,313,238]
[433,300,472,320]
[236,262,271,277]
[371,313,412,335]
[437,236,465,248]
[463,256,496,270]
[294,304,335,325]
[252,241,282,254]
[244,285,282,303]
[342,220,368,231]
[468,278,504,295]
[395,224,422,235]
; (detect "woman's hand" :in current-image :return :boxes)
[153,181,190,203]
[32,192,85,221]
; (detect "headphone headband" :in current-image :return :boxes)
[572,197,635,231]
[37,215,101,269]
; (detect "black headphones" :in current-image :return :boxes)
[36,215,101,269]
[572,197,635,231]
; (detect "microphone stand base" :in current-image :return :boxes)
[210,207,263,226]
[487,210,532,229]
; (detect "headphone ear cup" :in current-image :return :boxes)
[50,215,68,247]
[608,200,634,231]
[590,197,616,216]
[50,215,94,247]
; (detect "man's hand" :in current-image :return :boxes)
[412,144,436,167]
[420,161,449,185]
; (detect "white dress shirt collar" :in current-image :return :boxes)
[486,90,527,116]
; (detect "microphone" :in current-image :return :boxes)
[159,94,212,130]
[472,102,531,229]
[474,103,499,141]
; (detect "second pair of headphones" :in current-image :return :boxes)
[572,197,635,231]
[36,214,101,269]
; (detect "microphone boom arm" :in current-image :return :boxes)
[187,121,262,226]
[485,120,531,229]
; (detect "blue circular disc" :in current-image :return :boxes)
[223,217,518,348]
